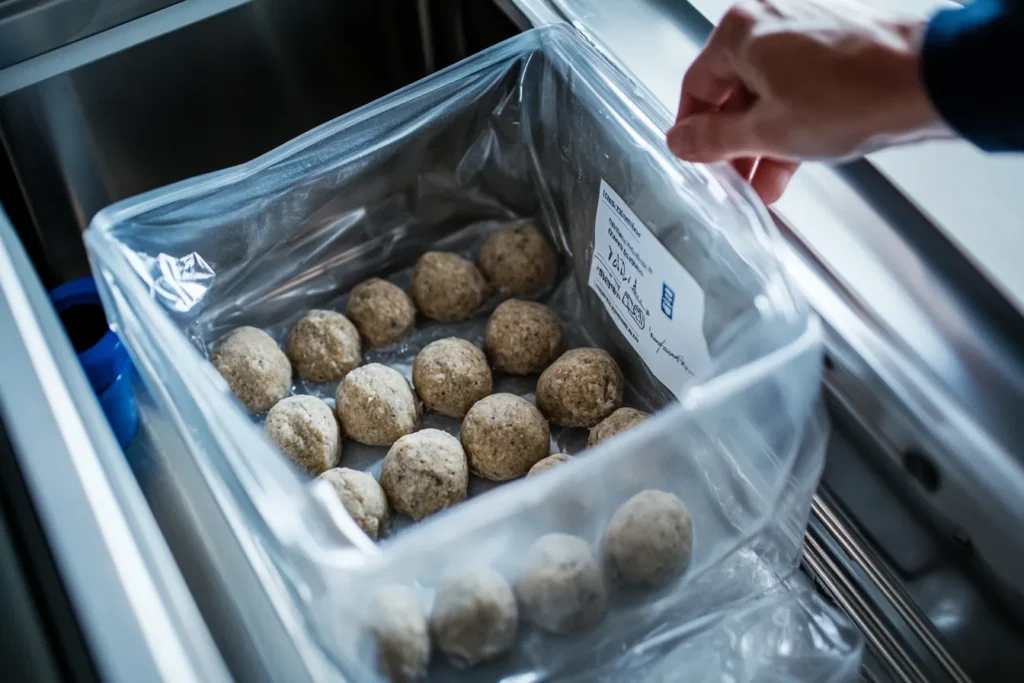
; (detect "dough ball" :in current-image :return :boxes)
[336,364,420,446]
[210,326,291,413]
[429,567,518,667]
[413,338,492,418]
[516,533,607,635]
[346,278,416,348]
[265,395,340,475]
[287,309,361,383]
[478,223,557,295]
[603,490,693,587]
[380,429,468,520]
[461,394,550,481]
[484,300,566,375]
[536,348,623,427]
[318,467,389,540]
[588,407,649,447]
[369,586,430,683]
[410,251,487,322]
[527,453,573,477]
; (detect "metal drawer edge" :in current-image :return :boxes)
[0,206,231,683]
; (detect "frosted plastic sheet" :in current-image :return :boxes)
[640,589,863,683]
[86,24,859,682]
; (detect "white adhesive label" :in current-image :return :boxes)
[588,180,711,399]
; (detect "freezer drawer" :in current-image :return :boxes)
[0,207,230,683]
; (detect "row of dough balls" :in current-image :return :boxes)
[371,490,694,682]
[209,223,558,413]
[212,293,572,417]
[274,349,648,539]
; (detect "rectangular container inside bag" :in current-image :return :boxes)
[86,25,856,681]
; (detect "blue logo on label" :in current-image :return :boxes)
[661,283,675,319]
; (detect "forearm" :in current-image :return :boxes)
[922,0,1024,151]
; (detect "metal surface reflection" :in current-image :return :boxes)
[0,0,426,285]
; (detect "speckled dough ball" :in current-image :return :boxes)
[588,407,649,447]
[603,490,693,587]
[369,586,430,683]
[516,533,607,635]
[287,310,361,383]
[413,338,492,418]
[410,251,487,322]
[318,467,389,539]
[536,348,624,427]
[210,326,291,413]
[346,278,416,348]
[265,395,340,475]
[430,567,518,667]
[380,429,468,520]
[527,453,573,477]
[461,394,550,481]
[484,300,566,375]
[478,223,558,295]
[336,364,420,446]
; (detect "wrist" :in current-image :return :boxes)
[885,18,951,142]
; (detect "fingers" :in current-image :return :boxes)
[669,2,799,205]
[731,157,758,181]
[676,59,736,123]
[667,117,797,204]
[675,3,760,121]
[724,96,758,180]
[667,109,760,161]
[750,159,799,204]
[671,0,770,153]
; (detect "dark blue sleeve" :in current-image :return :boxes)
[922,0,1024,151]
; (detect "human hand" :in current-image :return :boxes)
[667,0,949,204]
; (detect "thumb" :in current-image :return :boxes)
[666,111,763,162]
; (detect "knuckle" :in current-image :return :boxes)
[723,3,757,32]
[680,65,702,92]
[739,30,794,94]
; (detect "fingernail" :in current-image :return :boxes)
[667,123,694,159]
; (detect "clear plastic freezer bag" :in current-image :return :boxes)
[86,24,856,682]
[317,329,835,681]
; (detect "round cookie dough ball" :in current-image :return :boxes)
[516,533,607,635]
[588,407,649,447]
[478,223,557,295]
[346,278,416,348]
[336,364,420,446]
[369,586,430,683]
[318,467,389,540]
[287,310,361,383]
[603,490,693,587]
[380,429,468,520]
[413,338,492,418]
[536,348,623,427]
[210,326,291,413]
[265,395,341,475]
[410,251,487,322]
[527,453,573,477]
[430,567,518,667]
[461,394,550,481]
[484,300,566,375]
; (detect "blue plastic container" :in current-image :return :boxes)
[49,277,139,448]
